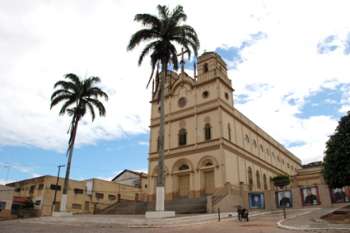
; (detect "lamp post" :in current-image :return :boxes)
[52,164,65,213]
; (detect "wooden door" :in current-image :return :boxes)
[178,175,190,197]
[204,170,215,195]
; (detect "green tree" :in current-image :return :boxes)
[323,111,350,188]
[127,5,199,210]
[50,73,108,211]
[271,175,290,188]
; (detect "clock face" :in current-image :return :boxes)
[178,97,187,108]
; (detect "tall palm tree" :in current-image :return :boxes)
[127,5,199,210]
[50,73,108,211]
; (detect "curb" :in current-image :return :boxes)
[127,211,273,228]
[277,208,350,231]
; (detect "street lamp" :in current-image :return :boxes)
[51,164,65,213]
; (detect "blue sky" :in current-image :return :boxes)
[0,134,149,183]
[1,0,350,184]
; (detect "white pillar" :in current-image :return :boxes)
[155,186,165,211]
[146,186,175,218]
[60,194,68,212]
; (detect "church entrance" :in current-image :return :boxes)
[178,174,190,197]
[198,157,217,196]
[204,170,215,195]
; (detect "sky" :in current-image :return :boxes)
[1,0,350,184]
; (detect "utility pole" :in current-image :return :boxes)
[52,164,65,213]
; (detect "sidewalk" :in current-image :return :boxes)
[278,207,350,231]
[11,210,268,228]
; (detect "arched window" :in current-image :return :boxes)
[203,63,209,73]
[179,128,187,146]
[248,167,253,191]
[228,124,231,141]
[179,164,189,171]
[245,134,250,143]
[205,161,213,166]
[263,174,267,190]
[256,171,261,189]
[204,123,211,140]
[225,92,229,100]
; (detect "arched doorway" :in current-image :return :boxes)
[177,164,190,197]
[204,169,215,194]
[198,156,217,196]
[172,160,193,198]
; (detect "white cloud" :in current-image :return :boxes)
[137,141,149,146]
[0,0,350,164]
[339,105,350,113]
[0,179,15,185]
[0,162,42,183]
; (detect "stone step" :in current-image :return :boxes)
[148,197,207,214]
[97,200,148,215]
[98,197,208,215]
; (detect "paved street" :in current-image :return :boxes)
[1,210,349,233]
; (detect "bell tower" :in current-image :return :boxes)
[197,52,228,79]
[196,52,234,106]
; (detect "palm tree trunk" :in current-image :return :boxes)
[158,62,166,187]
[155,61,167,211]
[60,115,79,212]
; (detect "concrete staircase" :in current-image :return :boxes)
[96,197,207,215]
[97,200,148,215]
[149,197,207,214]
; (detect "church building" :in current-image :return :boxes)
[147,52,302,210]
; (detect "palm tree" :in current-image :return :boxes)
[127,5,199,211]
[50,73,108,212]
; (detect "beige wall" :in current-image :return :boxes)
[0,185,14,218]
[148,52,302,201]
[149,147,223,200]
[207,164,341,213]
[113,171,139,186]
[7,175,145,216]
[86,179,144,211]
[7,176,86,216]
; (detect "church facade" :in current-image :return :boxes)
[147,52,302,205]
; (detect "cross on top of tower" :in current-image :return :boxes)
[177,47,189,73]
